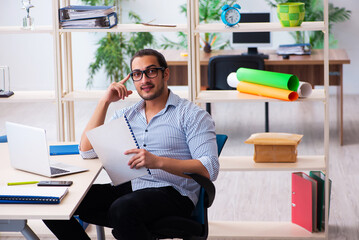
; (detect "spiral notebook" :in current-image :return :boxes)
[86,116,148,185]
[0,186,68,204]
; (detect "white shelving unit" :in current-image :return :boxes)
[189,0,330,239]
[0,3,62,138]
[55,0,193,141]
[0,91,55,103]
[0,26,53,34]
[1,0,330,238]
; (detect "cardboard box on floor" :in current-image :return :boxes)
[245,133,303,163]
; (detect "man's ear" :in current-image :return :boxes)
[163,67,170,82]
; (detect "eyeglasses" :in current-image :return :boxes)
[130,67,165,82]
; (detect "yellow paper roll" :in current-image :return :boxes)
[237,81,298,101]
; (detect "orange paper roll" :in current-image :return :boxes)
[237,81,298,101]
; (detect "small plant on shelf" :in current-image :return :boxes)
[265,0,351,48]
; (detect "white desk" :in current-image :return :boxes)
[0,143,103,239]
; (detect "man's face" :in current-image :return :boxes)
[131,55,168,101]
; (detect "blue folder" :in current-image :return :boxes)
[49,144,79,156]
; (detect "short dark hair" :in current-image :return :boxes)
[130,49,168,70]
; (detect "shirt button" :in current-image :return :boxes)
[143,144,147,147]
[145,129,148,132]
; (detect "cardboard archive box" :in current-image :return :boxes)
[245,132,303,163]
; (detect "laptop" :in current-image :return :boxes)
[5,121,88,177]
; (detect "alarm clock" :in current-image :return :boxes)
[221,4,241,27]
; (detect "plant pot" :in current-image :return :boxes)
[277,2,305,27]
[203,43,212,53]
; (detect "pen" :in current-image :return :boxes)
[7,181,40,186]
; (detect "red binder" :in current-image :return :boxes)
[291,172,318,232]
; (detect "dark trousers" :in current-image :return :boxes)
[43,182,194,240]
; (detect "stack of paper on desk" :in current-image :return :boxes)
[277,43,311,55]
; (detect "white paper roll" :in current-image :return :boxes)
[227,72,239,88]
[297,81,312,98]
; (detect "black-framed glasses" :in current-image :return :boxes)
[130,67,165,82]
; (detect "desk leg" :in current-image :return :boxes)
[265,102,269,132]
[0,220,39,240]
[22,223,40,240]
[337,65,343,145]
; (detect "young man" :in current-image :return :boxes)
[43,49,219,240]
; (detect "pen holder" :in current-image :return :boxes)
[277,2,305,27]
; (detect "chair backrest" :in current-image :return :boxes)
[192,134,228,225]
[208,55,265,90]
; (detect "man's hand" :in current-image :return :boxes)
[126,148,162,169]
[102,74,133,104]
[125,149,210,179]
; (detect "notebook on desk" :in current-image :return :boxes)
[5,122,88,177]
[0,186,68,204]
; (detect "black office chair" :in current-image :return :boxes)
[206,55,269,132]
[94,134,228,240]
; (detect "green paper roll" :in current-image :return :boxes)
[236,68,299,92]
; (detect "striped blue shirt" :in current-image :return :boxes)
[80,90,219,205]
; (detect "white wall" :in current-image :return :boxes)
[331,0,359,94]
[0,0,357,94]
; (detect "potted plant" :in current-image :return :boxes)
[265,0,351,48]
[80,0,155,87]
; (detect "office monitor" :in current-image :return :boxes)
[232,12,271,58]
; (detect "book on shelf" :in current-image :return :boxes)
[59,5,115,21]
[309,171,332,231]
[291,172,318,232]
[0,186,68,204]
[60,12,118,29]
[277,43,311,55]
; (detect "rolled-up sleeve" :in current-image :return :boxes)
[186,108,219,181]
[79,145,98,159]
[198,155,219,181]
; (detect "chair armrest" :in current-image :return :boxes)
[184,173,215,207]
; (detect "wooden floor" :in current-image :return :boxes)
[0,94,358,239]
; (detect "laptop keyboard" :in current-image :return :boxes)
[50,167,70,175]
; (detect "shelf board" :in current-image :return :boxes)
[0,26,53,34]
[195,21,325,33]
[195,89,325,103]
[209,221,325,239]
[0,91,55,103]
[59,23,188,33]
[62,89,189,101]
[220,155,326,171]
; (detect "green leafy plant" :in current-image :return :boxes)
[161,0,230,51]
[265,0,351,48]
[80,0,155,87]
